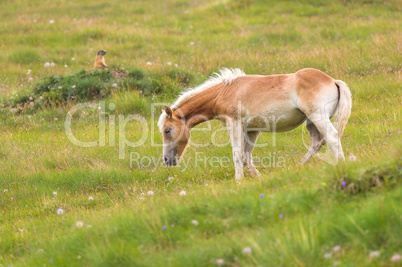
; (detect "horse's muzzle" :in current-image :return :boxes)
[164,157,177,166]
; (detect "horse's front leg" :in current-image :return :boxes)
[228,119,245,180]
[243,131,261,177]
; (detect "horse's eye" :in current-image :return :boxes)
[164,128,171,134]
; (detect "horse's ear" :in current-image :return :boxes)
[164,105,173,118]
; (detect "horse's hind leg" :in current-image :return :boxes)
[306,115,346,164]
[300,119,326,164]
[243,131,261,176]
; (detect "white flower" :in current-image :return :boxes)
[112,83,118,88]
[332,246,341,253]
[391,254,401,262]
[3,189,7,193]
[49,20,54,24]
[174,64,178,67]
[58,86,62,89]
[87,225,92,228]
[64,65,68,68]
[167,177,174,182]
[76,221,84,228]
[44,62,50,67]
[369,251,380,258]
[40,96,43,100]
[28,77,33,82]
[147,190,154,196]
[167,62,172,66]
[242,247,252,255]
[179,190,186,196]
[216,259,224,265]
[191,220,198,226]
[88,196,93,201]
[349,154,357,161]
[146,62,152,66]
[324,253,331,259]
[53,191,57,196]
[140,193,145,196]
[72,57,75,61]
[54,118,58,121]
[190,41,195,46]
[27,69,31,74]
[57,208,64,215]
[19,229,24,233]
[72,85,76,88]
[50,62,55,67]
[29,96,33,101]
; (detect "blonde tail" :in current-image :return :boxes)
[334,80,352,137]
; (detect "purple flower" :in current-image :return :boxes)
[389,132,391,134]
[50,258,53,263]
[259,193,264,198]
[162,226,166,231]
[60,109,63,111]
[279,213,283,218]
[341,182,346,187]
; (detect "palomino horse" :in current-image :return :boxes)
[158,68,352,180]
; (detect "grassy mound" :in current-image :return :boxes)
[11,67,195,112]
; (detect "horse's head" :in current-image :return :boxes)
[158,106,190,166]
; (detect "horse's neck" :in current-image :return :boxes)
[178,87,219,129]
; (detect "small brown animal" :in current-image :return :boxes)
[94,50,108,70]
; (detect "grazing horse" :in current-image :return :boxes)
[158,68,352,180]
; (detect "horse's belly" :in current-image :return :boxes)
[243,108,306,132]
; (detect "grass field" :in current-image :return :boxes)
[0,0,401,266]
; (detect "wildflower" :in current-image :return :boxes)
[259,193,264,198]
[76,221,84,227]
[49,20,54,24]
[349,154,357,161]
[332,246,341,253]
[53,191,57,196]
[89,196,93,201]
[27,69,31,74]
[87,225,92,228]
[174,64,178,67]
[50,258,54,263]
[72,85,76,89]
[64,64,68,68]
[190,41,195,46]
[179,190,186,196]
[29,96,33,101]
[216,259,224,265]
[57,208,64,215]
[191,220,198,226]
[162,226,166,231]
[147,190,154,196]
[54,118,58,121]
[3,189,8,193]
[324,253,332,259]
[112,83,118,88]
[29,102,34,107]
[72,57,75,61]
[341,182,346,187]
[40,96,43,100]
[50,62,55,67]
[28,77,33,82]
[167,177,174,182]
[44,62,50,67]
[19,229,23,232]
[167,62,172,66]
[146,62,152,66]
[140,193,145,196]
[36,249,45,254]
[369,251,380,258]
[391,254,401,262]
[242,247,252,255]
[279,213,283,218]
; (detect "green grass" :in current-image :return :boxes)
[0,0,401,266]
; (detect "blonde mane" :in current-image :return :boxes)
[158,68,246,132]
